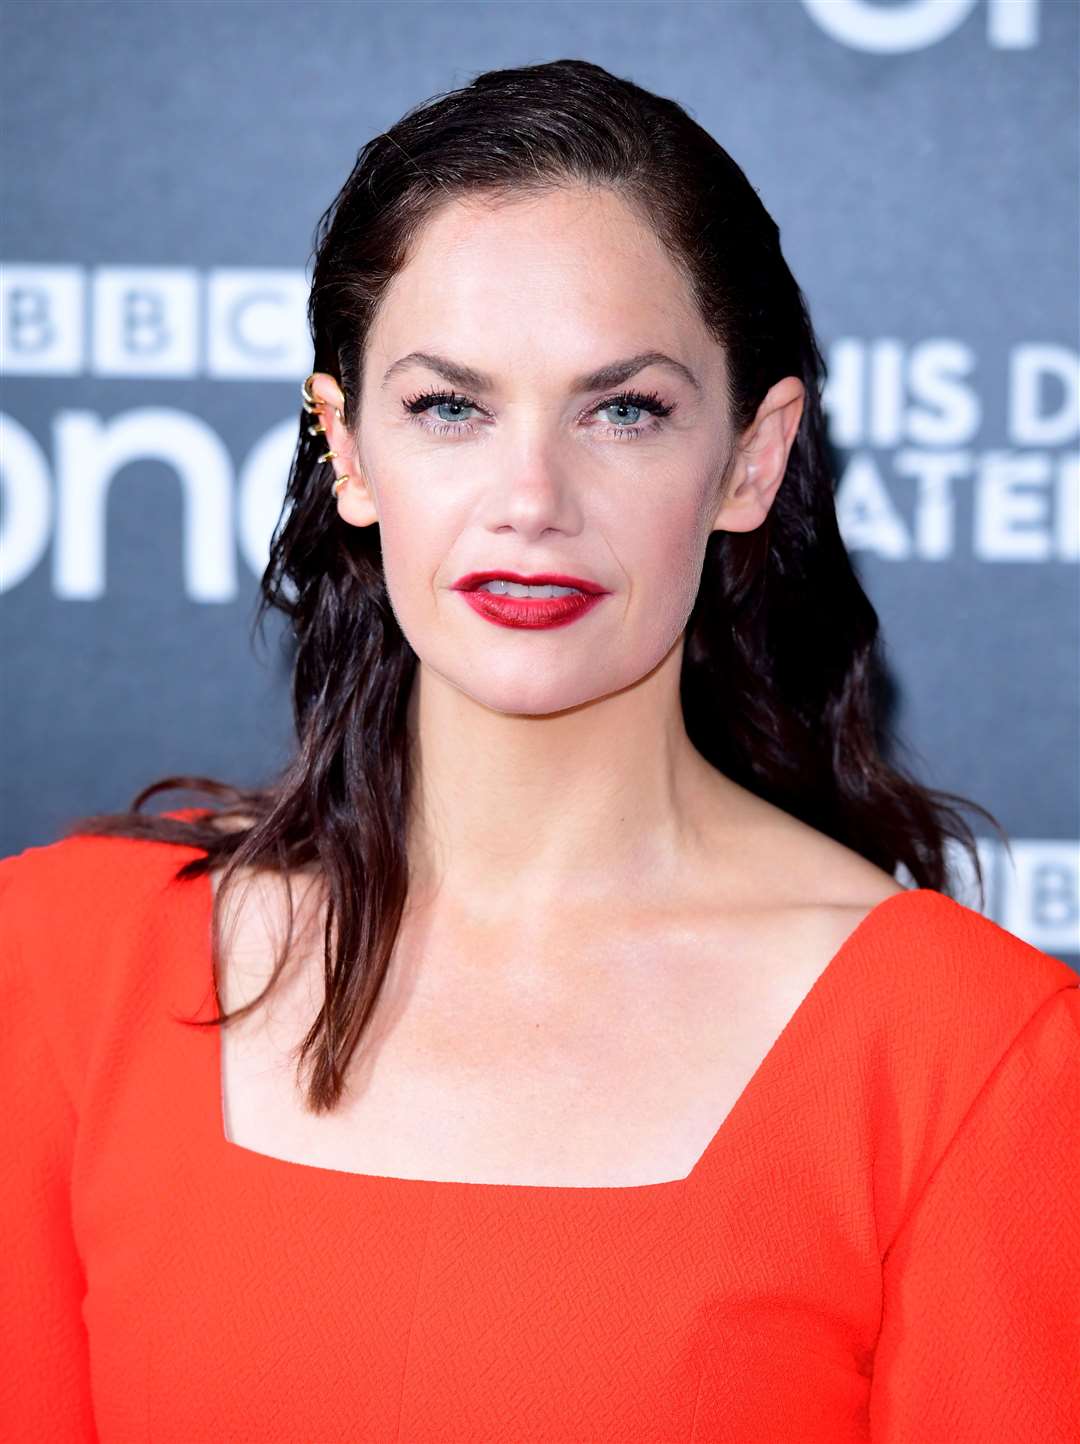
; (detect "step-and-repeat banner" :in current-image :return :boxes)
[2,0,1077,964]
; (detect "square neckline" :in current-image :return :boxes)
[197,865,932,1193]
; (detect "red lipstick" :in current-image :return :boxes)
[452,570,606,593]
[451,570,610,630]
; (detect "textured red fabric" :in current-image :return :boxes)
[2,819,1077,1442]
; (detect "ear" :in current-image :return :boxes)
[305,371,379,528]
[712,375,805,534]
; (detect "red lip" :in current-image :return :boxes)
[456,588,607,630]
[452,570,608,594]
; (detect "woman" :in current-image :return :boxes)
[3,58,1077,1443]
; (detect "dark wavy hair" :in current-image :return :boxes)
[69,58,1004,1114]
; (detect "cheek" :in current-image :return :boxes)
[371,489,451,619]
[634,503,709,612]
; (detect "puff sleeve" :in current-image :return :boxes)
[0,855,98,1441]
[869,982,1080,1441]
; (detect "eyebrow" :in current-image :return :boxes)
[380,349,703,397]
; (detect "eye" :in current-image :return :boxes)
[402,389,484,437]
[401,387,675,441]
[590,389,674,441]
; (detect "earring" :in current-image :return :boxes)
[303,377,357,499]
[320,447,360,496]
[301,373,344,422]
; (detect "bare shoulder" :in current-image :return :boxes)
[710,777,904,905]
[681,777,908,992]
[202,814,326,1014]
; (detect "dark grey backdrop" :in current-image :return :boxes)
[2,0,1077,968]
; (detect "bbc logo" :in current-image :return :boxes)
[0,264,311,379]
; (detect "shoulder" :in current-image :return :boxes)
[720,781,1075,1010]
[0,809,211,931]
[738,799,1079,1213]
[848,887,1077,1245]
[0,810,214,1026]
[843,886,1076,1087]
[0,811,216,1101]
[860,885,1076,1010]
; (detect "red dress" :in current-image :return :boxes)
[2,819,1077,1441]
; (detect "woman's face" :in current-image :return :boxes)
[338,185,792,717]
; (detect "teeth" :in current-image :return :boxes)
[477,580,583,598]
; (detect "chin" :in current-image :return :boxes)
[454,673,617,719]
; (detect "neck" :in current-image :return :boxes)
[403,639,735,923]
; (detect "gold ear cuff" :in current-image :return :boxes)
[301,374,358,498]
[301,373,343,421]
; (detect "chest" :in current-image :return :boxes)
[215,894,861,1188]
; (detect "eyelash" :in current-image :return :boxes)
[401,387,675,441]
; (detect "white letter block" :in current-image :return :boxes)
[0,264,85,376]
[92,267,199,377]
[207,268,311,379]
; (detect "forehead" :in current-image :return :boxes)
[367,186,717,376]
[414,185,663,258]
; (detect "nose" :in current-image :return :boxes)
[477,446,584,541]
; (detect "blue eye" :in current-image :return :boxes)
[426,395,477,425]
[598,396,652,432]
[590,390,675,441]
[402,390,480,437]
[401,387,674,441]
